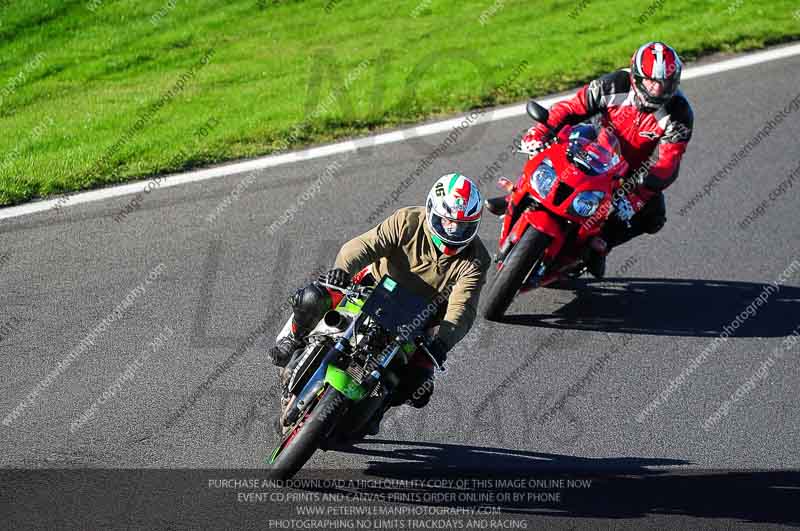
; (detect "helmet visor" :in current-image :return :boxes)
[430,212,479,246]
[634,74,678,104]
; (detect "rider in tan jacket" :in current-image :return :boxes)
[334,205,490,353]
[269,174,490,418]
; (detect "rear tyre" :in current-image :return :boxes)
[481,227,551,321]
[267,386,347,479]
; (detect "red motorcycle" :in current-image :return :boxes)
[481,101,631,321]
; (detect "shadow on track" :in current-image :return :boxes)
[502,277,800,337]
[320,439,800,525]
[337,438,688,471]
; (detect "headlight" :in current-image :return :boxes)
[530,158,557,198]
[570,191,605,217]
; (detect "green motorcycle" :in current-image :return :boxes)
[267,274,442,479]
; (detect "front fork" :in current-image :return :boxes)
[285,333,408,428]
[499,203,591,290]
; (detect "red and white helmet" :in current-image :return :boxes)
[425,173,483,256]
[630,41,682,111]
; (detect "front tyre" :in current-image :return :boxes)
[481,227,551,321]
[267,386,348,480]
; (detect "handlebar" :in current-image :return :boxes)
[317,281,372,298]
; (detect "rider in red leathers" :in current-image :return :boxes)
[485,41,694,277]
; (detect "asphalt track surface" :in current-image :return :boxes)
[2,49,800,528]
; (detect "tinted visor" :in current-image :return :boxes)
[635,74,678,103]
[430,212,479,246]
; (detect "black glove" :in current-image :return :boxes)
[318,268,349,289]
[424,336,449,368]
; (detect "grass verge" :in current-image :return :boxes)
[0,0,798,206]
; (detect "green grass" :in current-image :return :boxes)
[0,0,797,206]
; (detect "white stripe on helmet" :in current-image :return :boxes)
[653,42,666,79]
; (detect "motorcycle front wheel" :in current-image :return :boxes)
[481,227,551,321]
[266,385,347,480]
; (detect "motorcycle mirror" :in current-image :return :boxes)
[496,177,514,193]
[526,100,550,124]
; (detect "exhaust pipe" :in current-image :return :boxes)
[323,310,350,331]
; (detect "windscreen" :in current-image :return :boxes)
[566,124,622,176]
[360,275,432,336]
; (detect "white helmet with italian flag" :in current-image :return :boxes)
[425,173,483,256]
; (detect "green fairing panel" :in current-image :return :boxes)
[338,296,365,315]
[325,365,366,401]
